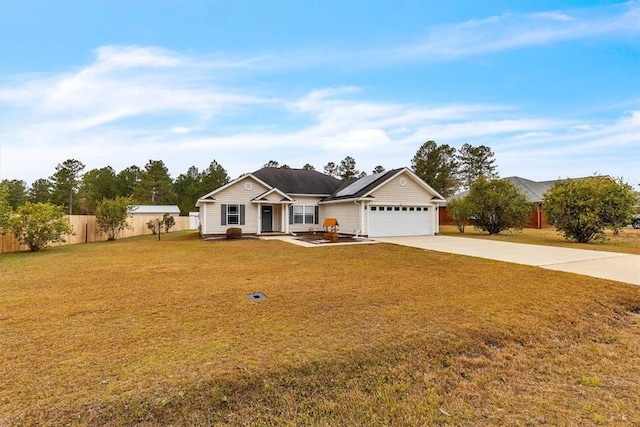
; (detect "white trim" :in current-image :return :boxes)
[196,173,273,206]
[318,196,375,205]
[366,168,445,201]
[251,187,294,203]
[288,193,333,197]
[257,202,262,234]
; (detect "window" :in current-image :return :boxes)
[371,206,377,211]
[293,205,304,224]
[227,204,239,224]
[221,204,245,225]
[304,206,315,224]
[290,205,319,224]
[401,207,407,211]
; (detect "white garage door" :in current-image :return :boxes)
[369,206,432,237]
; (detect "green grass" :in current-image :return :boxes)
[1,231,639,426]
[439,225,640,255]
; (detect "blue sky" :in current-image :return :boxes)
[1,1,639,188]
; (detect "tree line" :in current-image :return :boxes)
[3,140,635,248]
[265,142,498,198]
[1,159,230,216]
[1,142,498,216]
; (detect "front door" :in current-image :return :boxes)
[261,206,273,232]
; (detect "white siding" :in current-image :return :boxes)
[289,196,323,233]
[366,171,438,236]
[370,171,433,205]
[201,177,269,235]
[322,203,363,235]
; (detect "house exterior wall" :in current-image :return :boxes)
[322,203,363,235]
[201,177,270,235]
[369,172,434,206]
[289,196,324,233]
[368,171,440,235]
[439,206,456,225]
[526,203,552,229]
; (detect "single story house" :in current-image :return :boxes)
[196,167,445,237]
[440,176,611,229]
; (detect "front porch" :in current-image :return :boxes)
[254,202,291,235]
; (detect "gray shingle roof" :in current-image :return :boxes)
[503,177,552,202]
[447,176,606,203]
[252,167,342,195]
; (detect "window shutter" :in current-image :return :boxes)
[239,205,245,225]
[221,204,227,226]
[289,206,293,224]
[314,206,319,224]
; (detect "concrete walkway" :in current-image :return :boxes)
[376,236,640,286]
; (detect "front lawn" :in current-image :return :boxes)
[1,231,639,426]
[439,225,640,255]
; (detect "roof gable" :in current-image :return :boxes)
[323,168,445,202]
[251,187,294,202]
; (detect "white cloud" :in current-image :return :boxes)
[399,2,640,60]
[1,2,639,186]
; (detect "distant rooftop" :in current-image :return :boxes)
[130,205,181,214]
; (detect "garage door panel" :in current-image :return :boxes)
[369,206,432,237]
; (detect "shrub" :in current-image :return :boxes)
[162,213,175,233]
[95,196,133,241]
[465,177,530,234]
[0,182,12,237]
[543,177,636,243]
[446,197,471,233]
[10,202,74,251]
[226,227,242,239]
[146,219,159,235]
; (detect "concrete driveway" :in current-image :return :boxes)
[375,236,640,286]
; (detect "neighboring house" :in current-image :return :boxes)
[440,176,610,229]
[196,167,445,237]
[130,205,181,216]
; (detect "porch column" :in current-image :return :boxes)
[285,203,290,233]
[256,203,262,234]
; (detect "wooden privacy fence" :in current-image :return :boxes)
[1,214,194,254]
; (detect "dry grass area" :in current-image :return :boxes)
[439,225,640,255]
[1,231,639,426]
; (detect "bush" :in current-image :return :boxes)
[543,177,636,243]
[146,219,159,235]
[95,196,133,241]
[10,202,74,251]
[226,227,242,239]
[0,183,12,237]
[162,213,175,233]
[446,197,471,233]
[465,177,530,234]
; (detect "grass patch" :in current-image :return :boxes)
[440,225,640,255]
[1,231,639,425]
